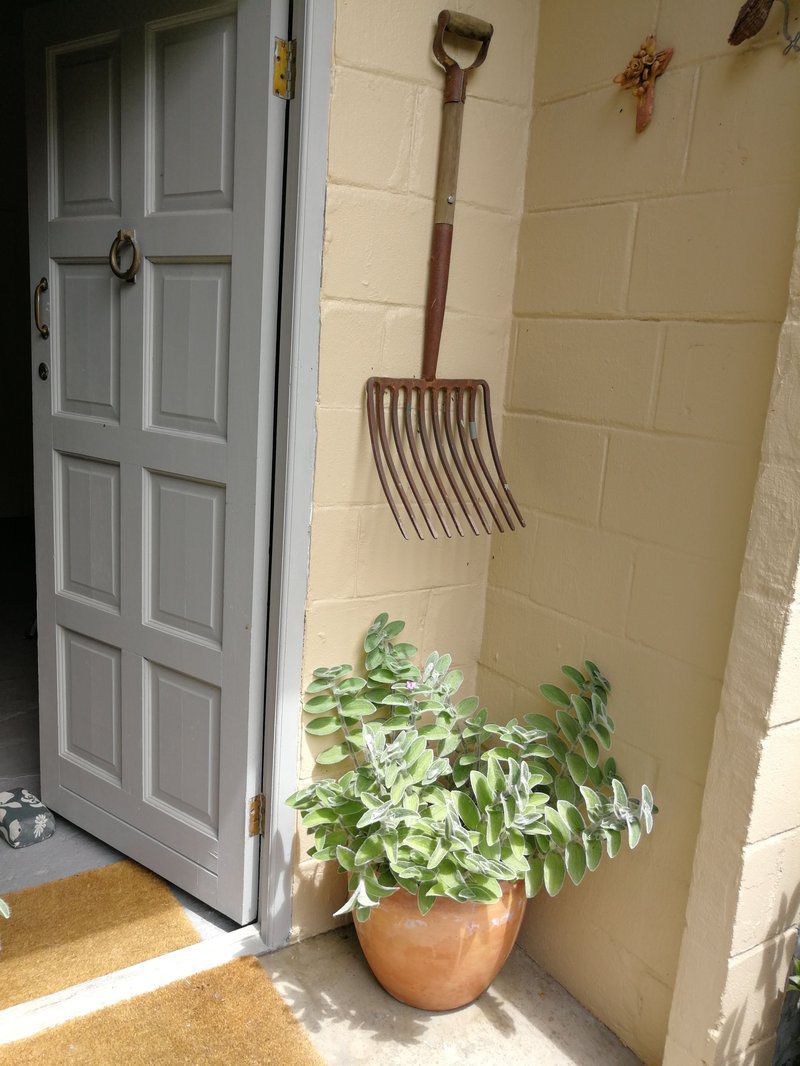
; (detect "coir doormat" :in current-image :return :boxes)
[0,956,324,1066]
[0,860,199,1008]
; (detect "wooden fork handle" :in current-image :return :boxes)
[422,10,492,381]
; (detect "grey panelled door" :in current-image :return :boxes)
[24,0,284,923]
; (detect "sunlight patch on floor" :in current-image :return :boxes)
[260,926,641,1065]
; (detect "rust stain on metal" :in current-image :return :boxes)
[364,10,524,541]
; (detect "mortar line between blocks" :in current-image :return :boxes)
[622,202,641,315]
[557,615,725,686]
[534,37,782,106]
[646,322,669,429]
[728,924,796,963]
[332,57,532,112]
[595,432,611,528]
[505,409,757,451]
[679,68,702,188]
[353,508,363,597]
[405,87,422,198]
[491,503,745,568]
[328,175,524,219]
[487,584,728,681]
[512,310,780,325]
[521,178,800,215]
[621,543,640,639]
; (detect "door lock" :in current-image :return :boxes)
[38,362,49,381]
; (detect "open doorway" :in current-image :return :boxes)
[0,4,237,944]
[2,0,289,954]
[0,0,36,823]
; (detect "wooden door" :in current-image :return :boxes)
[24,0,285,923]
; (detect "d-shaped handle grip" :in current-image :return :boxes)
[109,228,141,283]
[442,10,493,42]
[433,9,493,73]
[33,277,49,339]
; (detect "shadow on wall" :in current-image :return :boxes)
[715,886,800,1063]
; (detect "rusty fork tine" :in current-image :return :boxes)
[466,386,515,531]
[366,380,410,539]
[403,387,452,538]
[390,386,438,539]
[454,386,505,532]
[415,388,462,538]
[480,381,525,528]
[376,384,425,540]
[442,387,490,534]
[429,387,479,536]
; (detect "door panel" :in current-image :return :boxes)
[25,0,284,922]
[54,41,121,217]
[146,471,226,644]
[153,15,237,212]
[57,265,121,422]
[149,262,230,437]
[57,454,120,608]
[61,629,122,782]
[145,661,221,831]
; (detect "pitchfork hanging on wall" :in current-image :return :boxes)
[365,9,524,541]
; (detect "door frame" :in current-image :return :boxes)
[21,0,328,943]
[257,0,333,950]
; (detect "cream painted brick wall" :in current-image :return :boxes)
[665,211,800,1065]
[479,2,800,1062]
[291,0,538,942]
[533,0,660,103]
[733,827,800,955]
[515,203,638,315]
[502,414,607,518]
[601,433,758,561]
[293,2,800,1058]
[511,318,661,427]
[628,186,799,318]
[526,72,696,209]
[747,720,800,843]
[655,323,779,445]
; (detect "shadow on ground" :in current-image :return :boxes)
[261,923,641,1066]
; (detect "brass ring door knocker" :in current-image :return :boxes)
[33,277,49,339]
[108,228,141,283]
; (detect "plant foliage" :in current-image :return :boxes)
[287,614,657,920]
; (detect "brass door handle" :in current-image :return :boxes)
[33,277,49,339]
[108,228,141,283]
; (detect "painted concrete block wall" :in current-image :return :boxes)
[664,218,800,1065]
[478,2,800,1062]
[291,0,539,939]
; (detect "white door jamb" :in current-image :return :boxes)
[258,0,333,951]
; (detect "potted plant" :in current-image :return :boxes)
[288,614,656,1010]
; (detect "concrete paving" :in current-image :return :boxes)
[261,925,641,1065]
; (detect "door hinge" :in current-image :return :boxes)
[273,37,297,100]
[248,793,266,836]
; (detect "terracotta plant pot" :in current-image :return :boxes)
[354,879,526,1011]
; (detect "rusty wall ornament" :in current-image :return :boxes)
[728,0,800,53]
[613,36,674,133]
